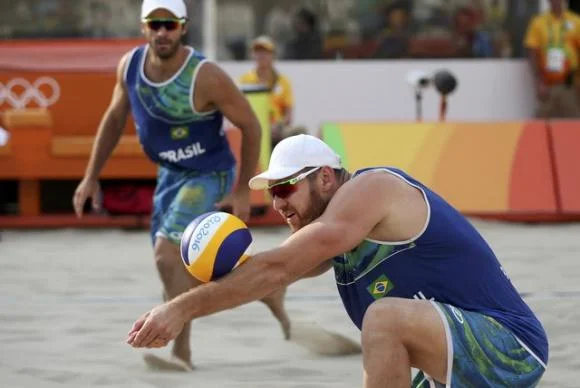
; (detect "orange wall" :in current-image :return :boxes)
[322,121,579,217]
[549,121,580,213]
[0,71,134,136]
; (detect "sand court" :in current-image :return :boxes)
[0,220,578,387]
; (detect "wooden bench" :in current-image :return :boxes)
[51,135,143,157]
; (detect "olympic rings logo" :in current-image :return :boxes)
[0,77,61,109]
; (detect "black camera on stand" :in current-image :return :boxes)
[406,69,458,122]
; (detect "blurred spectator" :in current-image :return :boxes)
[323,0,361,59]
[524,0,580,118]
[0,0,540,62]
[374,1,412,59]
[264,4,293,58]
[484,0,513,57]
[505,0,539,58]
[1,0,141,39]
[283,7,324,60]
[84,2,114,38]
[239,36,299,146]
[353,0,389,39]
[486,0,507,30]
[452,6,494,58]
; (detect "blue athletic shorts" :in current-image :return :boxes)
[412,302,546,388]
[150,166,235,245]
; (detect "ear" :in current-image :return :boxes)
[181,21,188,36]
[319,166,335,191]
[141,23,146,36]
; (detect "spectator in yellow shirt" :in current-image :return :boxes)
[524,0,580,118]
[240,36,302,146]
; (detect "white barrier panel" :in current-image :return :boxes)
[223,59,536,132]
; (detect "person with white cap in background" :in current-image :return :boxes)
[128,133,549,386]
[73,0,290,371]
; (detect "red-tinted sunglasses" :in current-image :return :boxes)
[267,167,320,199]
[143,18,185,31]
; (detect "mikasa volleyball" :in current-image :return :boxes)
[180,211,253,283]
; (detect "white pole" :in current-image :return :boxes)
[202,0,217,60]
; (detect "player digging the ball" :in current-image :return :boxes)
[128,135,548,387]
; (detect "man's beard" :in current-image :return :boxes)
[152,39,180,59]
[289,187,329,233]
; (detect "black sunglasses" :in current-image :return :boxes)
[143,18,185,31]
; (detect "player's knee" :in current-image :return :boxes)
[361,298,408,346]
[154,236,181,273]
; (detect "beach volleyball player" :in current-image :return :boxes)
[73,0,290,371]
[128,134,549,386]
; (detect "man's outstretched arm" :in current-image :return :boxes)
[127,174,389,348]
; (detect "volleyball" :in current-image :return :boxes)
[180,211,252,283]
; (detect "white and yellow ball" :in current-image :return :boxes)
[180,211,252,283]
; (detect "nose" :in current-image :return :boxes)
[272,195,287,212]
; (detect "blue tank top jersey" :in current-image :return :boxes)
[333,167,548,364]
[124,45,235,172]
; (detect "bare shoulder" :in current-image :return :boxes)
[347,169,424,204]
[320,170,399,224]
[326,169,426,238]
[115,49,138,85]
[193,60,251,115]
[118,50,136,75]
[105,49,137,112]
[296,170,398,255]
[195,61,231,89]
[334,169,404,202]
[194,61,241,102]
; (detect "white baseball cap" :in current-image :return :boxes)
[249,134,342,190]
[141,0,187,20]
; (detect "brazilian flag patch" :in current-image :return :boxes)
[367,274,394,300]
[170,126,189,140]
